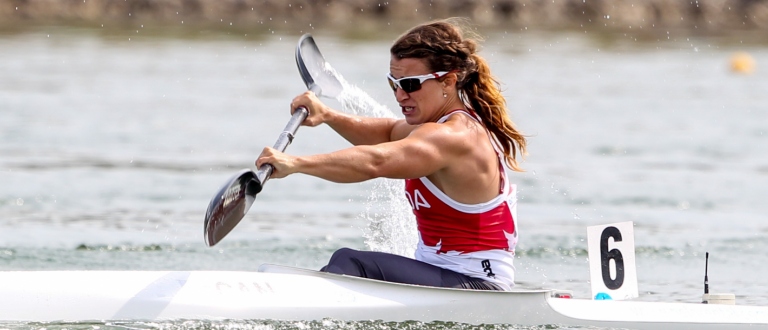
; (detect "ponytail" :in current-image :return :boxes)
[462,54,527,171]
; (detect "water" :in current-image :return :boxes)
[1,26,768,329]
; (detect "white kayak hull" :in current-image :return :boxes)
[1,265,767,329]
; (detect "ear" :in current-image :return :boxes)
[442,72,458,88]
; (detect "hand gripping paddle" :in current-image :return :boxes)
[203,34,343,246]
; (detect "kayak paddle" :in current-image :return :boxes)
[203,34,343,246]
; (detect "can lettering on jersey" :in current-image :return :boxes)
[404,189,431,211]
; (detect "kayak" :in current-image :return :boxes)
[1,264,767,329]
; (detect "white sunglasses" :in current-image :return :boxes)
[387,71,451,93]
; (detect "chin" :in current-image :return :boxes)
[404,116,423,125]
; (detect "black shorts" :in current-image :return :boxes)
[320,248,503,291]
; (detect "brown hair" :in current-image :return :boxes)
[390,18,527,171]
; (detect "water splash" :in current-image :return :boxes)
[337,84,392,119]
[8,319,556,329]
[334,80,417,257]
[360,181,416,257]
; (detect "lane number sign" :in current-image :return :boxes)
[587,221,638,300]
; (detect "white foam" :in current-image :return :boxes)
[333,78,417,258]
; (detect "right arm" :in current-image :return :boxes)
[291,91,417,145]
[256,120,463,182]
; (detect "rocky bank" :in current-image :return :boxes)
[1,0,766,33]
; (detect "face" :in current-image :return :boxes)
[389,56,450,125]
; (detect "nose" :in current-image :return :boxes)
[394,87,409,102]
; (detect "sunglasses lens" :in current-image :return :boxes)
[400,78,421,93]
[387,74,432,93]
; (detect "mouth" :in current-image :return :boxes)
[402,106,415,115]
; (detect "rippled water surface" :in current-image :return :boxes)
[1,26,767,329]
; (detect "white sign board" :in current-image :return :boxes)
[587,221,638,300]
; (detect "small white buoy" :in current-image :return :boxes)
[702,293,736,305]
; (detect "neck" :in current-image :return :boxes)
[431,93,466,122]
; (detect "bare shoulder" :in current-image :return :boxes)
[390,119,418,141]
[407,115,481,152]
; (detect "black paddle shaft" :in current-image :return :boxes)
[251,104,310,194]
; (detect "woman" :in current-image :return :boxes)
[256,19,527,291]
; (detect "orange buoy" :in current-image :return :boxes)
[730,52,755,74]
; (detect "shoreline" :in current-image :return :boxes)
[2,0,767,34]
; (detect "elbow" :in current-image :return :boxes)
[361,149,390,179]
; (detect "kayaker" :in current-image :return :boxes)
[256,18,527,291]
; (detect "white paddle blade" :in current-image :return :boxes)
[296,34,344,99]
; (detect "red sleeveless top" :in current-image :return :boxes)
[403,110,518,289]
[405,177,516,254]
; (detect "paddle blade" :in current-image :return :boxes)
[203,169,260,246]
[296,34,343,98]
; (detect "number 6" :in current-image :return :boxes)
[600,226,625,290]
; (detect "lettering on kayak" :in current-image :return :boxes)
[481,259,496,278]
[215,281,275,294]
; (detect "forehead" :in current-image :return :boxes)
[389,56,430,77]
